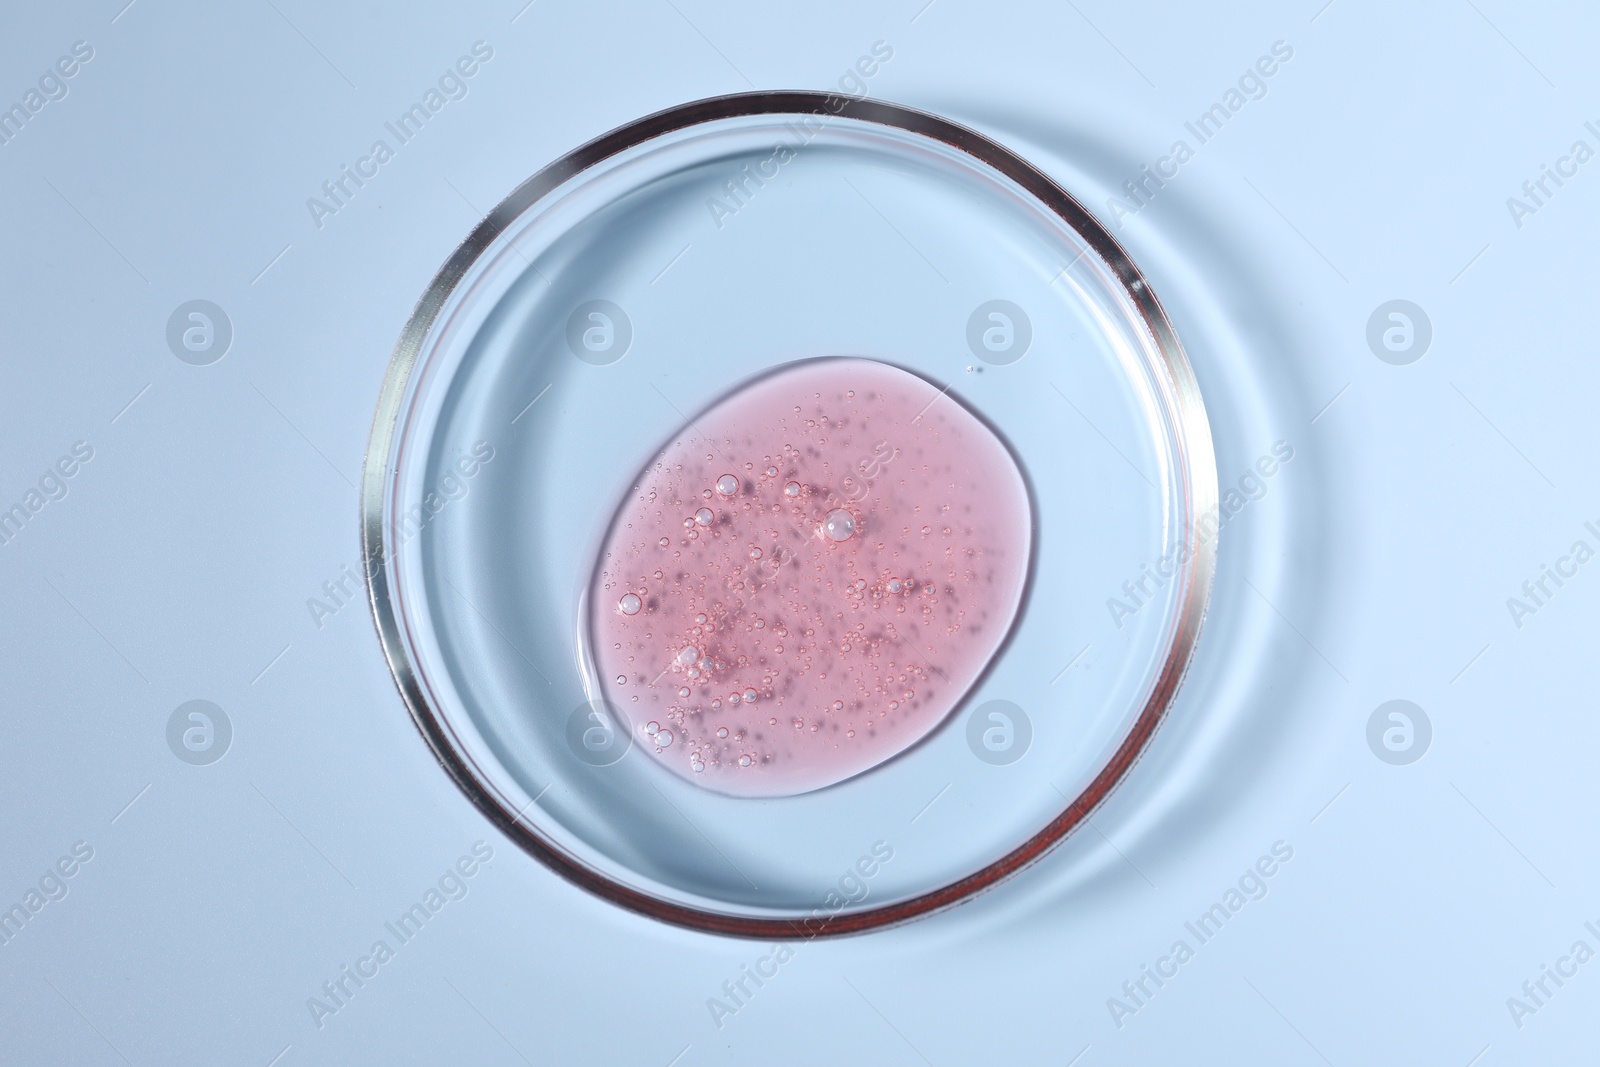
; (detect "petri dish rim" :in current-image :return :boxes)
[361,90,1217,939]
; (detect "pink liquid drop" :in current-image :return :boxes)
[588,358,1031,797]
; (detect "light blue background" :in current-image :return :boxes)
[1,1,1595,1064]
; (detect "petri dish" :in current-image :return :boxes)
[361,92,1216,937]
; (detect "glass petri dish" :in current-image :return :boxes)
[361,92,1216,937]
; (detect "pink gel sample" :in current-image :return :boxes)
[588,358,1031,797]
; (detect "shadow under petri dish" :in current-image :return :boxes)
[587,357,1031,797]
